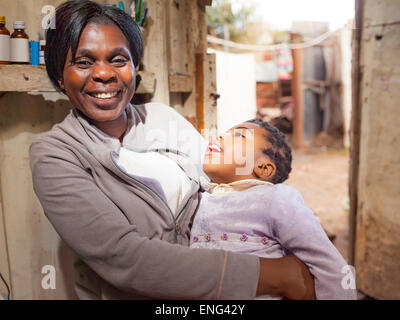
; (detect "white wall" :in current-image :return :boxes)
[209,49,257,133]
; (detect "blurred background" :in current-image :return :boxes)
[205,0,400,300]
[207,0,354,285]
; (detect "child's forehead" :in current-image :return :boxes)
[229,122,271,148]
[229,122,267,136]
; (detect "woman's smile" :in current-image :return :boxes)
[85,89,123,109]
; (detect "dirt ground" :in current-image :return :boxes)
[285,147,351,263]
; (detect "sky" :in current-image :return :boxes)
[230,0,355,31]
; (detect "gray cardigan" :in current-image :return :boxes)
[29,102,259,299]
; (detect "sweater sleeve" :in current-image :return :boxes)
[142,102,210,179]
[29,140,259,300]
[267,185,357,300]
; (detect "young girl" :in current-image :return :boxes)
[190,119,357,300]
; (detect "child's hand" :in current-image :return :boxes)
[257,254,316,300]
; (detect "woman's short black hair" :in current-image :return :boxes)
[45,0,143,93]
[246,119,292,184]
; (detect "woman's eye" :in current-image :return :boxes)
[75,59,93,68]
[111,57,128,66]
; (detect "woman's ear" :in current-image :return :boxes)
[135,74,142,89]
[58,78,65,91]
[254,157,276,182]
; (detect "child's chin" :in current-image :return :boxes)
[202,163,220,177]
[202,163,213,175]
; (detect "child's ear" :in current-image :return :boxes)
[254,157,276,182]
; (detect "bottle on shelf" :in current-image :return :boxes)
[10,21,29,64]
[39,40,46,65]
[0,16,10,64]
[30,41,39,66]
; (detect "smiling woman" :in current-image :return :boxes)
[29,0,316,300]
[45,1,142,140]
[61,23,135,135]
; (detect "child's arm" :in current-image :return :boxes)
[267,184,357,300]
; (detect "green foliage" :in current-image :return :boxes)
[206,0,256,43]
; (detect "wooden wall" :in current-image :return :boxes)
[0,0,216,299]
[0,93,75,299]
[145,0,217,132]
[352,0,400,299]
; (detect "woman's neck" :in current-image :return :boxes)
[90,110,128,143]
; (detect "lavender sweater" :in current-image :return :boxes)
[190,180,357,300]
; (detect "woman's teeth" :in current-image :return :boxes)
[91,91,118,99]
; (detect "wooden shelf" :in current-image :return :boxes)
[168,74,193,93]
[0,65,155,94]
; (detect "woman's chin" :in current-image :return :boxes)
[83,103,127,122]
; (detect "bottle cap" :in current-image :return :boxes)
[0,16,5,25]
[13,21,25,29]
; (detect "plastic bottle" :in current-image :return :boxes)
[39,40,46,65]
[0,16,10,64]
[10,21,29,64]
[30,41,39,65]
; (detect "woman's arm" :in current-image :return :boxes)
[258,255,316,299]
[30,140,260,299]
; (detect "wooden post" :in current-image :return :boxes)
[142,0,170,105]
[291,34,304,148]
[353,0,400,299]
[195,53,205,132]
[349,0,363,267]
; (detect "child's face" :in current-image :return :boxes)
[203,122,276,184]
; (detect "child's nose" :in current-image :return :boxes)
[219,132,230,140]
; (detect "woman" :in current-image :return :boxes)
[30,0,315,300]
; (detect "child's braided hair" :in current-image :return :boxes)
[246,119,292,184]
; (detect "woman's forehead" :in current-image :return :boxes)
[77,23,130,51]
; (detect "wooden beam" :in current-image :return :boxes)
[203,53,218,131]
[291,34,305,148]
[197,0,213,7]
[0,65,155,94]
[195,53,205,132]
[349,0,363,267]
[0,65,54,92]
[142,0,170,104]
[168,74,193,93]
[136,71,156,94]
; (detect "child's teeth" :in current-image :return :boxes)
[210,144,222,152]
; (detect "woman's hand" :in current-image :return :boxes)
[257,254,316,300]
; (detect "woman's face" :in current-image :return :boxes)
[60,23,136,122]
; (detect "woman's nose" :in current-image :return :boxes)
[92,63,117,84]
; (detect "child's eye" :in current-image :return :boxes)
[234,132,245,138]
